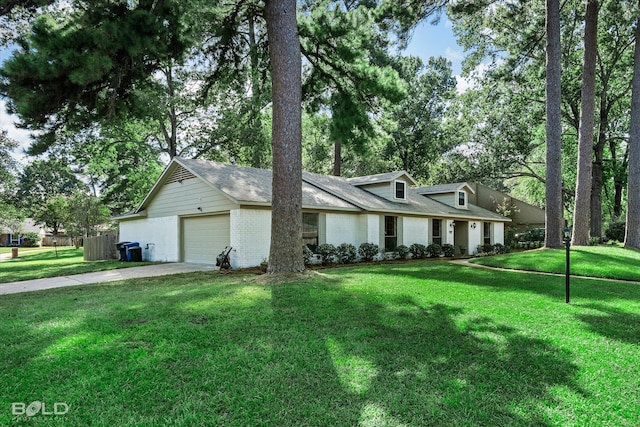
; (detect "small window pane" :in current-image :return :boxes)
[395,181,406,199]
[432,219,442,245]
[303,213,319,251]
[483,222,491,245]
[384,216,397,251]
[458,191,466,206]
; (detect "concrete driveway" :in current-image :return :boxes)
[0,263,215,295]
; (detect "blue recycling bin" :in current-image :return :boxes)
[124,242,140,262]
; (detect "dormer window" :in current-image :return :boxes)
[394,180,406,200]
[457,191,466,207]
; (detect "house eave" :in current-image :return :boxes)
[113,210,148,221]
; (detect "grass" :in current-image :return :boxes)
[1,261,638,426]
[0,248,151,283]
[470,245,640,281]
[0,246,53,254]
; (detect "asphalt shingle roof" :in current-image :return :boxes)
[172,158,509,221]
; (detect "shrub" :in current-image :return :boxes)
[21,232,40,247]
[493,243,505,254]
[482,243,494,253]
[336,243,357,264]
[409,243,427,259]
[588,236,601,246]
[426,243,442,258]
[303,245,314,264]
[396,245,410,260]
[358,242,379,262]
[316,243,337,265]
[605,221,625,242]
[504,226,518,249]
[442,243,455,257]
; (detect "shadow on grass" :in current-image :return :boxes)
[360,261,640,303]
[575,303,640,344]
[0,272,587,426]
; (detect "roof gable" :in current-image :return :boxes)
[415,182,475,196]
[347,171,418,187]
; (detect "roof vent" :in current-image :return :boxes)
[166,166,196,184]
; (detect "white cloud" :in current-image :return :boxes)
[445,47,464,63]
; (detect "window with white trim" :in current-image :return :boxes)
[302,213,319,252]
[394,180,406,200]
[432,219,442,245]
[483,222,492,245]
[457,191,466,207]
[384,216,398,251]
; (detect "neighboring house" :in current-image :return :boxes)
[466,182,545,232]
[116,157,512,268]
[0,218,46,246]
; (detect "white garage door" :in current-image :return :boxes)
[182,215,230,264]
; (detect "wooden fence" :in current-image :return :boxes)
[84,233,119,261]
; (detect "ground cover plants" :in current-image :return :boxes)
[0,248,151,283]
[1,261,638,426]
[470,245,640,282]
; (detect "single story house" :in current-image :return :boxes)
[116,157,513,268]
[0,218,46,246]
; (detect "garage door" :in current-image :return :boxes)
[182,215,230,264]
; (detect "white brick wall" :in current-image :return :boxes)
[325,213,360,246]
[402,217,429,246]
[230,208,271,268]
[469,223,483,254]
[493,222,505,245]
[119,216,179,262]
[358,214,381,246]
[445,219,455,245]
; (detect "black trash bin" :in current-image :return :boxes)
[115,241,131,262]
[128,246,143,262]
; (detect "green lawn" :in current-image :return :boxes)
[0,246,53,254]
[470,245,640,281]
[1,262,638,426]
[0,247,151,283]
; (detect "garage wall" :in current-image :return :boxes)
[230,208,271,268]
[119,216,179,262]
[182,214,230,265]
[147,177,236,218]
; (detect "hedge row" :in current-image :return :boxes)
[309,242,457,265]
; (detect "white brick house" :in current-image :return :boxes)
[116,157,511,268]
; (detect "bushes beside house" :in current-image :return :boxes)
[305,240,459,267]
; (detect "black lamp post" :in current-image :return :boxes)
[563,227,571,303]
[52,237,58,258]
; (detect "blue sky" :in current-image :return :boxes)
[403,17,464,76]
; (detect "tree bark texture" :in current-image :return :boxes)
[333,141,341,176]
[545,0,564,248]
[590,93,607,238]
[264,0,305,272]
[625,2,640,249]
[572,0,599,246]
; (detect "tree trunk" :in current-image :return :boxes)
[572,0,599,246]
[333,141,341,176]
[264,0,305,272]
[591,92,607,238]
[625,2,640,249]
[545,0,564,248]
